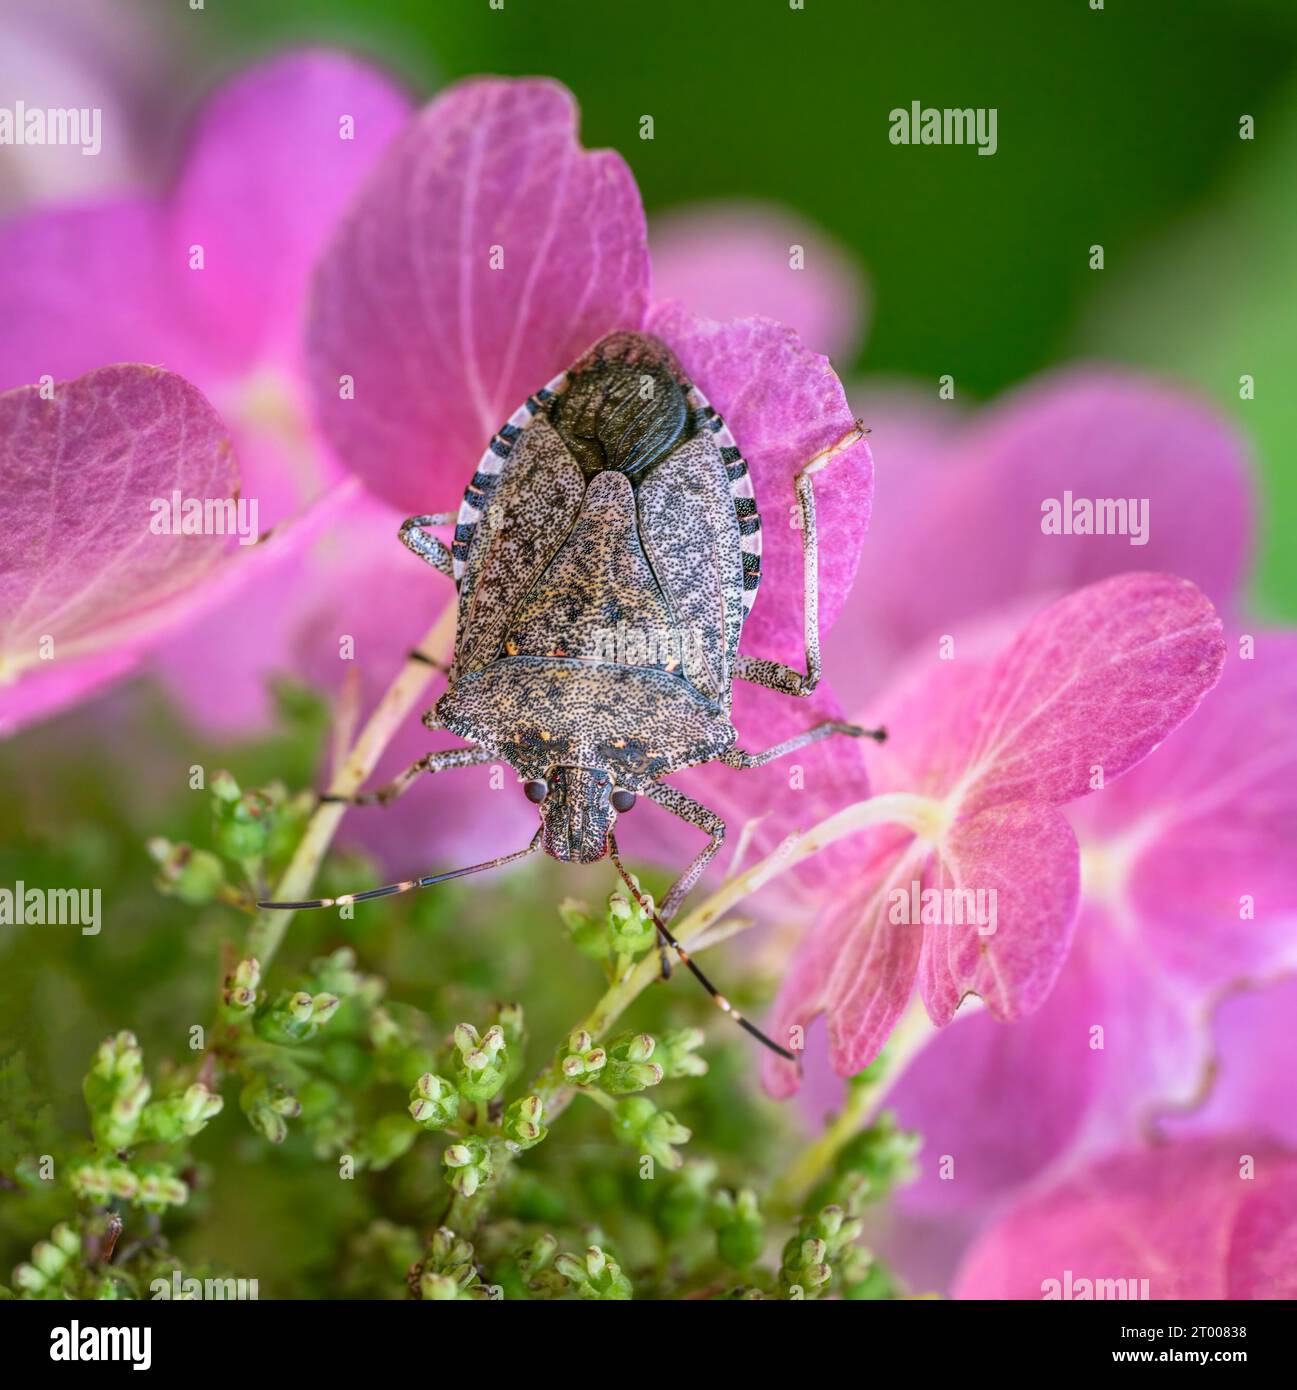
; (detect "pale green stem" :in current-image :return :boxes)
[767,994,935,1216]
[245,603,458,969]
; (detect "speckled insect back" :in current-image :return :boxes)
[261,331,884,1061]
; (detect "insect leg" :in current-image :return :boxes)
[607,833,796,1064]
[319,745,492,808]
[259,830,542,911]
[399,513,458,579]
[719,719,886,769]
[733,422,866,699]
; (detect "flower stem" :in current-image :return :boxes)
[245,602,458,970]
[766,995,933,1216]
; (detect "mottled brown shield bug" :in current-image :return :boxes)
[262,332,882,1057]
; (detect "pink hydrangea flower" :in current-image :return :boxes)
[953,1138,1297,1300]
[0,50,414,734]
[764,571,1226,1097]
[873,633,1297,1291]
[305,77,875,877]
[0,364,282,734]
[794,369,1293,1294]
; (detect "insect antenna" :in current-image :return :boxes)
[607,836,798,1064]
[258,831,542,911]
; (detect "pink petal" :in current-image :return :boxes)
[650,201,867,361]
[647,304,873,665]
[957,573,1226,814]
[763,833,926,1099]
[824,369,1252,700]
[953,1139,1297,1300]
[919,801,1080,1026]
[307,77,650,512]
[877,905,1215,1293]
[1076,633,1297,989]
[0,201,193,390]
[0,365,235,674]
[167,50,413,374]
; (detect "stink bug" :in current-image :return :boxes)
[261,332,882,1058]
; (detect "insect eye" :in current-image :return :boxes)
[523,779,549,804]
[611,788,637,813]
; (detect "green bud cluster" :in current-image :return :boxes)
[211,770,272,862]
[452,1023,508,1102]
[558,1030,606,1084]
[83,1031,150,1149]
[610,1097,691,1170]
[501,1094,547,1150]
[553,1244,632,1300]
[606,884,656,959]
[655,1026,708,1079]
[779,1203,864,1299]
[240,1075,301,1144]
[255,989,341,1045]
[139,1082,223,1143]
[222,958,261,1017]
[408,1072,460,1131]
[68,1157,188,1212]
[12,1221,81,1297]
[416,1227,488,1300]
[147,838,226,906]
[712,1188,765,1268]
[598,1032,663,1094]
[443,1135,493,1197]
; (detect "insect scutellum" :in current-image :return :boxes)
[259,331,884,1062]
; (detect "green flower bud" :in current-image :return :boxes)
[657,1026,708,1079]
[452,1022,508,1102]
[84,1035,152,1150]
[607,885,655,958]
[502,1094,547,1151]
[610,1096,690,1170]
[147,839,226,906]
[211,773,273,861]
[558,1030,606,1085]
[416,1229,485,1300]
[140,1082,224,1142]
[554,1244,631,1300]
[256,989,340,1044]
[13,1262,46,1293]
[830,1109,922,1204]
[240,1077,300,1144]
[517,1232,558,1279]
[558,898,607,960]
[716,1189,764,1268]
[442,1136,493,1197]
[211,769,242,804]
[134,1162,188,1213]
[493,1002,525,1047]
[222,958,261,1016]
[408,1072,460,1130]
[598,1032,663,1094]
